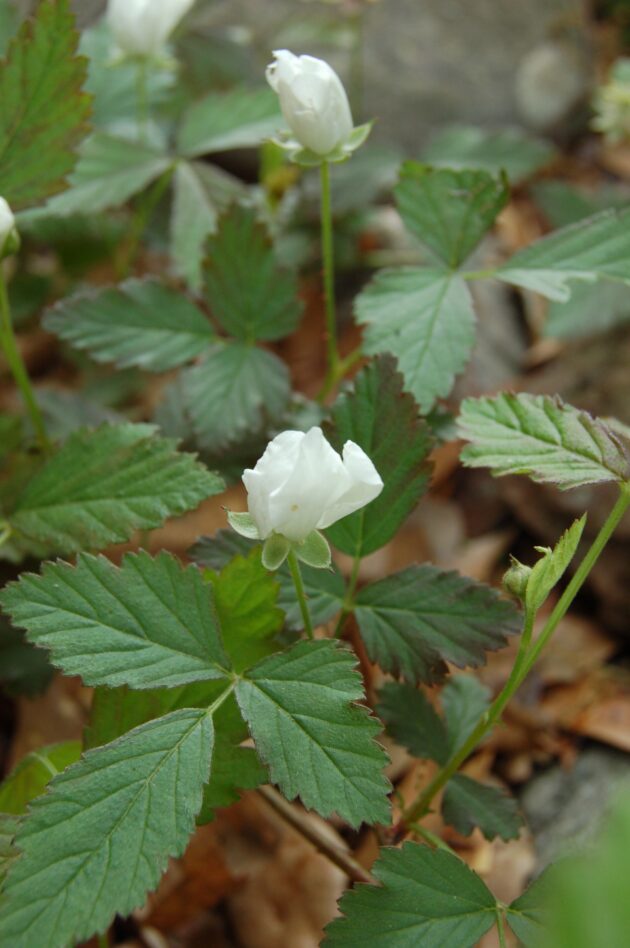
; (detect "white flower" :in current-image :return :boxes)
[0,197,17,257]
[239,426,383,543]
[266,50,353,156]
[107,0,196,57]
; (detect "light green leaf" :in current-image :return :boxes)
[183,343,291,453]
[496,208,630,301]
[506,872,550,947]
[525,516,586,614]
[395,162,509,267]
[8,423,223,554]
[545,280,630,339]
[377,682,448,765]
[207,549,283,672]
[355,269,476,413]
[236,640,390,826]
[355,566,520,684]
[421,125,554,183]
[0,742,81,815]
[204,205,303,342]
[0,814,19,889]
[178,86,282,157]
[458,392,629,489]
[441,675,491,757]
[21,133,171,219]
[442,774,522,841]
[171,160,243,290]
[0,0,91,209]
[0,709,214,947]
[44,278,215,371]
[0,551,229,688]
[325,354,433,557]
[324,842,497,946]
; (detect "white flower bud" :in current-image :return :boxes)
[241,427,383,543]
[0,197,18,258]
[107,0,196,57]
[266,49,353,156]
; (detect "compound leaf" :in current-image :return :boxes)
[442,774,522,841]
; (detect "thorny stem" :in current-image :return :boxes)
[0,266,50,452]
[317,160,340,403]
[394,482,630,836]
[287,549,314,639]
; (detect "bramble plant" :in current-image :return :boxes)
[0,3,630,947]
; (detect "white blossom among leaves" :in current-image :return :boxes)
[107,0,196,57]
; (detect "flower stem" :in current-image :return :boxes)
[287,549,314,639]
[333,551,362,637]
[395,482,630,834]
[496,906,508,948]
[136,57,149,143]
[318,159,339,401]
[0,266,50,452]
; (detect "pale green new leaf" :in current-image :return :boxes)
[0,0,91,209]
[497,207,630,301]
[442,774,522,841]
[395,162,509,267]
[183,343,291,452]
[0,709,214,948]
[355,269,476,413]
[178,87,282,157]
[44,278,215,371]
[324,842,497,946]
[525,516,586,614]
[8,423,223,554]
[458,393,629,489]
[0,551,229,688]
[236,640,390,826]
[355,566,520,684]
[0,742,81,815]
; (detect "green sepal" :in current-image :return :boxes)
[261,534,290,571]
[273,122,373,167]
[0,228,20,260]
[227,510,260,539]
[293,530,331,569]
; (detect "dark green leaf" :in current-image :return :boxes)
[325,354,433,557]
[441,675,491,757]
[0,551,229,688]
[421,125,554,183]
[8,423,223,554]
[178,87,282,157]
[377,682,448,764]
[442,774,522,841]
[458,393,629,489]
[0,709,214,947]
[0,620,53,697]
[236,640,390,826]
[355,566,520,684]
[204,205,303,342]
[0,742,81,815]
[506,872,550,947]
[395,162,509,267]
[355,269,476,413]
[324,842,497,946]
[0,0,91,209]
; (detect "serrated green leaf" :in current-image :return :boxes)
[178,86,282,157]
[421,125,554,183]
[171,160,243,290]
[324,842,497,946]
[545,280,630,339]
[0,708,214,947]
[441,675,491,757]
[183,343,291,453]
[21,133,171,219]
[0,742,81,815]
[525,516,586,614]
[458,393,629,489]
[204,206,303,342]
[496,207,630,301]
[207,550,283,672]
[44,278,215,371]
[0,619,53,697]
[355,269,475,413]
[506,872,550,946]
[442,774,522,841]
[355,566,520,685]
[8,423,223,554]
[324,354,433,557]
[0,814,19,889]
[0,0,91,209]
[395,162,509,267]
[236,640,390,826]
[0,551,229,688]
[189,532,345,632]
[377,682,448,764]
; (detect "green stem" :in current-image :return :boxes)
[397,482,630,831]
[116,166,175,278]
[462,267,497,281]
[317,345,363,403]
[333,552,361,638]
[410,822,457,855]
[496,906,508,948]
[317,160,339,402]
[136,57,149,143]
[97,932,109,948]
[0,266,50,451]
[287,549,314,639]
[0,520,11,549]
